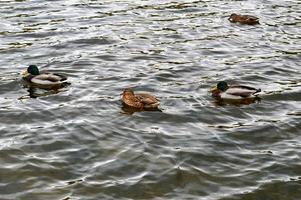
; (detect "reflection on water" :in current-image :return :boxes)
[0,0,301,199]
[19,86,68,99]
[212,96,261,106]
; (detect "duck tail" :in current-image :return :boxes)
[61,82,71,87]
[254,88,261,94]
[53,73,67,81]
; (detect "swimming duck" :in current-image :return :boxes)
[228,13,259,25]
[211,81,261,100]
[21,65,69,89]
[121,88,160,110]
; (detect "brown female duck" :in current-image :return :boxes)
[121,88,160,109]
[228,13,259,25]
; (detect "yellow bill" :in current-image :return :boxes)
[21,69,29,76]
[210,86,218,92]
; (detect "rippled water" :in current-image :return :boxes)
[1,0,301,199]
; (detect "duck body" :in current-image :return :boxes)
[22,65,69,90]
[121,88,160,110]
[211,81,261,100]
[228,13,259,25]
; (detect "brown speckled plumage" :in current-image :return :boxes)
[121,88,160,109]
[228,13,259,25]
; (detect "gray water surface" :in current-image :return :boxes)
[0,0,301,199]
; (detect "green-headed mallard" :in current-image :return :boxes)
[228,13,259,25]
[121,88,160,110]
[211,81,261,100]
[21,65,69,89]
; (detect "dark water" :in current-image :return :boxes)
[1,0,301,199]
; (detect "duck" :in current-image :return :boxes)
[228,13,259,25]
[121,88,160,110]
[21,65,69,90]
[211,81,261,100]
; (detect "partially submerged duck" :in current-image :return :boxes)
[211,81,261,100]
[228,13,259,25]
[121,88,160,110]
[21,65,69,90]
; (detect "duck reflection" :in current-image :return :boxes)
[19,84,68,99]
[213,96,261,106]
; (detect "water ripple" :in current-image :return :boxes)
[1,0,301,199]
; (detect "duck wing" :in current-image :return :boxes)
[122,95,143,108]
[244,15,259,21]
[226,86,261,97]
[35,73,67,82]
[136,93,160,106]
[242,15,259,24]
[29,74,68,88]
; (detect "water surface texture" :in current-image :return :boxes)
[1,0,301,199]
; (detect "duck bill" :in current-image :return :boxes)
[210,86,218,93]
[21,70,29,76]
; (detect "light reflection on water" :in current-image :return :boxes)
[0,0,301,199]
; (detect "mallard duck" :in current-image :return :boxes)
[121,88,160,110]
[228,13,259,25]
[21,65,69,89]
[211,81,261,100]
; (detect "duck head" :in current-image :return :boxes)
[217,81,229,91]
[230,13,237,18]
[211,81,229,95]
[22,65,40,76]
[229,13,237,20]
[122,88,135,97]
